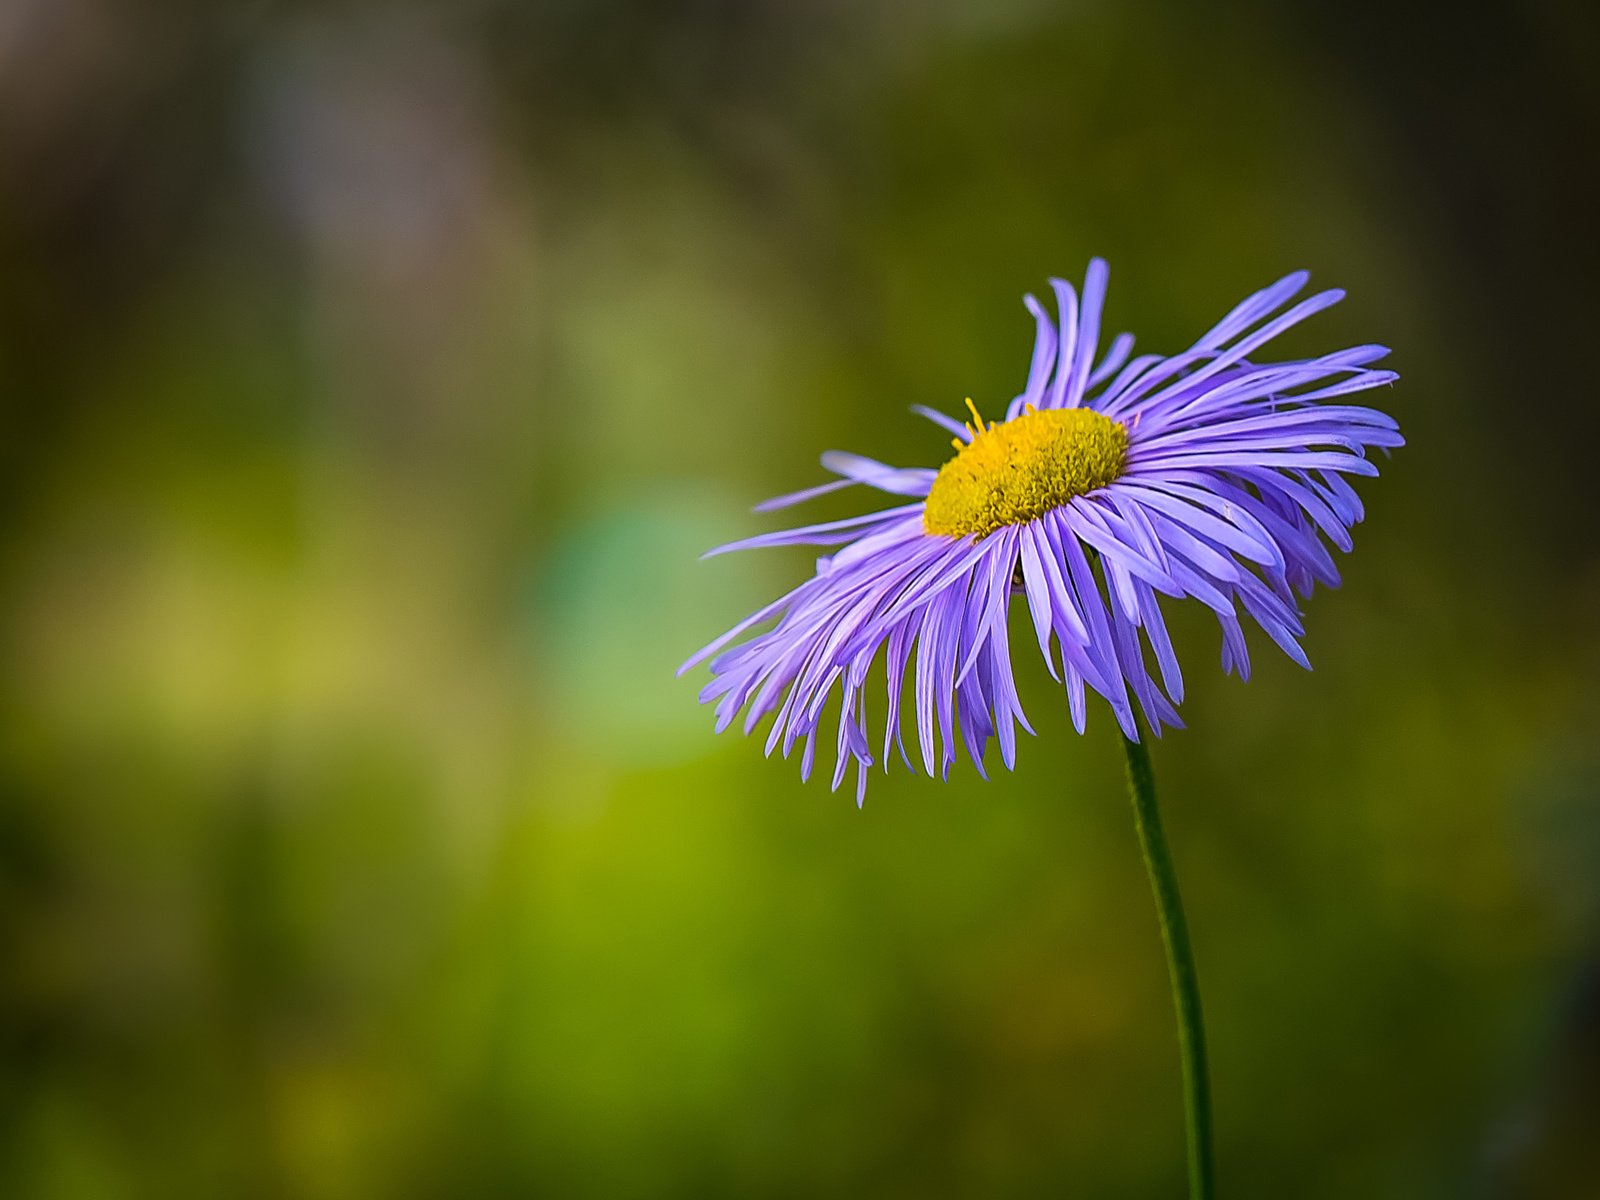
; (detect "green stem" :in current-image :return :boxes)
[1121,731,1215,1200]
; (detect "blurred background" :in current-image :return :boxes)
[3,1,1599,1196]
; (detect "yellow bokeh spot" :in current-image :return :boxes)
[923,403,1129,538]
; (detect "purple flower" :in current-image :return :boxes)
[680,260,1400,804]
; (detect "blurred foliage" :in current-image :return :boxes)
[2,0,1599,1197]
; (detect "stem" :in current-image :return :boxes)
[1121,731,1215,1199]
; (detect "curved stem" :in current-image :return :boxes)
[1122,731,1215,1199]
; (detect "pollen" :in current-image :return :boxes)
[923,402,1129,537]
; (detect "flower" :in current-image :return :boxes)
[680,260,1400,804]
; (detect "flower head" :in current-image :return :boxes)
[680,260,1400,804]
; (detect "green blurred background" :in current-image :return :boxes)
[3,1,1598,1197]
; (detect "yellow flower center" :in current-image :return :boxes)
[923,400,1129,538]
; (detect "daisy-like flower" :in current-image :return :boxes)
[680,260,1400,804]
